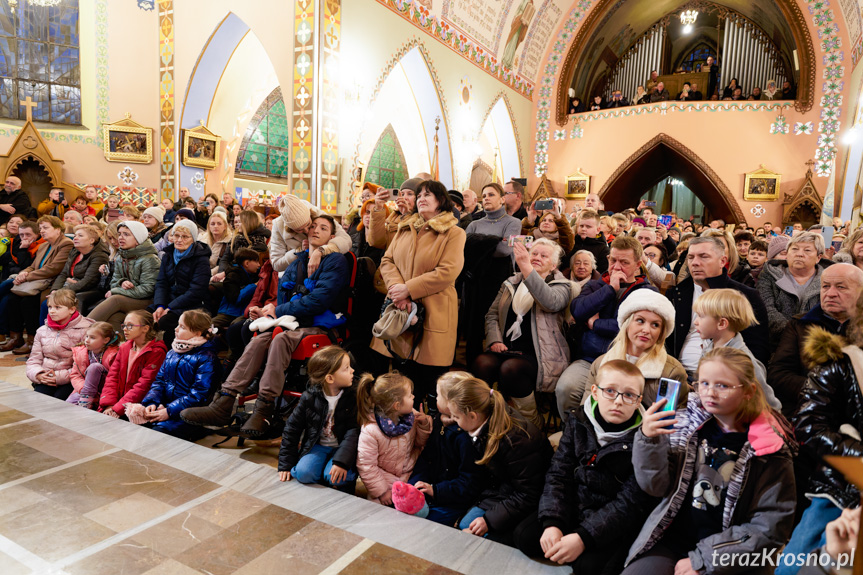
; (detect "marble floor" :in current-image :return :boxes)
[0,356,569,575]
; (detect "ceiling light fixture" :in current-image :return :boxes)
[29,0,62,7]
[680,9,698,33]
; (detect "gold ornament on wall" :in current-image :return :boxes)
[102,114,153,164]
[182,123,221,170]
[743,164,781,201]
[565,168,591,199]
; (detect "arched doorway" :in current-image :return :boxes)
[598,133,747,223]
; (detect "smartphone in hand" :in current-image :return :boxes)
[656,378,681,416]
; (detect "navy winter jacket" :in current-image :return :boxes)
[570,274,657,362]
[152,241,212,313]
[142,340,219,435]
[276,250,349,323]
[217,265,258,316]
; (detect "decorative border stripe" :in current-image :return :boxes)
[568,100,791,123]
[158,0,176,197]
[291,0,315,203]
[808,0,844,177]
[319,0,340,214]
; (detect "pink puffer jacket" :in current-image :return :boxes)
[356,411,432,503]
[26,314,95,386]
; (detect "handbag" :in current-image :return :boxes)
[10,278,51,297]
[377,298,425,365]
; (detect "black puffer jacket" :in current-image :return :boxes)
[472,407,553,533]
[277,385,359,473]
[218,225,271,272]
[565,233,610,274]
[794,338,863,508]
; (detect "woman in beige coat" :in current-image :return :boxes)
[371,180,465,408]
[367,177,422,249]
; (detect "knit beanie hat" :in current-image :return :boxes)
[173,219,199,242]
[176,208,196,222]
[213,206,229,217]
[143,206,165,223]
[768,235,791,260]
[392,481,428,516]
[118,221,148,246]
[399,177,423,193]
[357,199,387,231]
[278,193,312,231]
[617,289,676,340]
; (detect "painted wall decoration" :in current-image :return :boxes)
[74,184,159,207]
[291,0,315,202]
[117,166,139,186]
[158,0,175,198]
[319,0,341,215]
[809,0,844,177]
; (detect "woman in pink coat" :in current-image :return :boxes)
[26,289,94,400]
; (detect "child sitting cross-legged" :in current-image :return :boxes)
[514,360,656,574]
[356,372,432,505]
[67,321,120,409]
[449,377,553,545]
[277,346,360,491]
[621,347,796,575]
[693,288,781,410]
[390,371,486,525]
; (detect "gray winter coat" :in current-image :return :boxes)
[757,260,826,343]
[485,269,577,392]
[625,395,796,574]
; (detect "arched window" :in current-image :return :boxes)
[235,87,290,180]
[365,124,409,189]
[0,0,81,125]
[677,44,715,73]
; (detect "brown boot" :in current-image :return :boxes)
[12,339,32,355]
[0,333,23,352]
[240,399,276,437]
[180,390,236,426]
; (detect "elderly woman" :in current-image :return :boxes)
[521,204,575,254]
[567,249,600,287]
[201,210,232,276]
[758,231,828,343]
[150,220,212,345]
[41,224,110,321]
[371,179,465,408]
[367,178,422,250]
[268,193,352,274]
[0,216,73,354]
[88,221,161,330]
[473,238,574,427]
[581,289,687,408]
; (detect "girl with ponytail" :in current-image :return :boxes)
[447,377,553,544]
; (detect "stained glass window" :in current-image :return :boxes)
[235,87,290,180]
[0,0,80,125]
[365,125,409,190]
[678,44,715,74]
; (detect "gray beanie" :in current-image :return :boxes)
[173,219,199,242]
[768,235,791,260]
[119,221,148,245]
[400,177,424,193]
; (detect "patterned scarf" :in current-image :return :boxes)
[171,336,207,354]
[374,408,415,437]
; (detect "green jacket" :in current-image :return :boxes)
[109,240,161,300]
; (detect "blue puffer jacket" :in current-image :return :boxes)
[141,340,219,436]
[570,273,657,362]
[276,250,349,324]
[152,241,212,313]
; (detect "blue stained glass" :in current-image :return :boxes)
[48,0,78,46]
[0,78,15,118]
[0,2,15,37]
[18,81,49,121]
[49,45,77,84]
[18,40,48,81]
[50,84,79,123]
[17,4,48,43]
[0,37,15,76]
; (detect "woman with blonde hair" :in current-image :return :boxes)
[201,209,233,277]
[217,209,269,271]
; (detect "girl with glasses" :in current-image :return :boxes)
[99,310,167,419]
[623,347,794,575]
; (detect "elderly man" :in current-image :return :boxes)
[649,81,670,103]
[462,188,483,221]
[583,192,607,216]
[768,263,863,416]
[665,236,770,371]
[63,209,84,236]
[0,176,31,225]
[503,179,527,219]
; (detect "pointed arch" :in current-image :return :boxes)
[234,87,289,180]
[365,124,410,189]
[598,133,747,224]
[477,92,524,184]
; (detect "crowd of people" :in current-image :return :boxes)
[2,175,863,574]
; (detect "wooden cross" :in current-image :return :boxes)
[20,97,36,123]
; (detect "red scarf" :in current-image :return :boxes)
[46,310,79,331]
[11,237,44,265]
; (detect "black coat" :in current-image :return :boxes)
[566,233,610,274]
[471,408,553,532]
[152,241,212,313]
[0,235,33,280]
[409,416,485,509]
[0,189,32,224]
[277,386,359,472]
[665,270,770,365]
[218,225,270,272]
[539,409,654,567]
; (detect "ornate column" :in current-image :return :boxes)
[158,0,175,199]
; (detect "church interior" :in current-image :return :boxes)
[0,0,863,573]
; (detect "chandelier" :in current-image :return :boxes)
[23,0,62,7]
[680,9,698,33]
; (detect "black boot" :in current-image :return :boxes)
[180,390,236,426]
[240,399,275,437]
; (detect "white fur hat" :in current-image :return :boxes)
[616,289,676,340]
[119,221,148,246]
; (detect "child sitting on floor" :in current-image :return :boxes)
[392,371,485,525]
[129,310,218,439]
[514,360,655,574]
[449,377,553,545]
[67,321,120,409]
[277,346,360,490]
[693,288,780,410]
[26,289,94,400]
[356,372,432,505]
[621,348,796,575]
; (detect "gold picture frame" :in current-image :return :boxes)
[565,168,590,199]
[103,114,153,164]
[744,164,781,201]
[182,124,220,170]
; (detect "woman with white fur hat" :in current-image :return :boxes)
[268,193,352,274]
[580,289,688,409]
[141,205,171,243]
[88,221,162,331]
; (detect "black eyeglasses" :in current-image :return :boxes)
[597,385,642,405]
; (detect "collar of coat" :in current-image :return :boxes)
[397,211,458,233]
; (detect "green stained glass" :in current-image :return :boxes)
[366,124,409,189]
[235,86,291,180]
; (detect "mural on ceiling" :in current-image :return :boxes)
[608,24,636,56]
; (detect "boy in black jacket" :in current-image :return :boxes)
[514,360,655,574]
[212,248,260,330]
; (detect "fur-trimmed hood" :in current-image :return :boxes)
[804,325,850,365]
[397,211,459,233]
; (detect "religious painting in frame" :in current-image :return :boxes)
[744,165,781,201]
[182,124,220,170]
[566,168,590,200]
[103,115,153,164]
